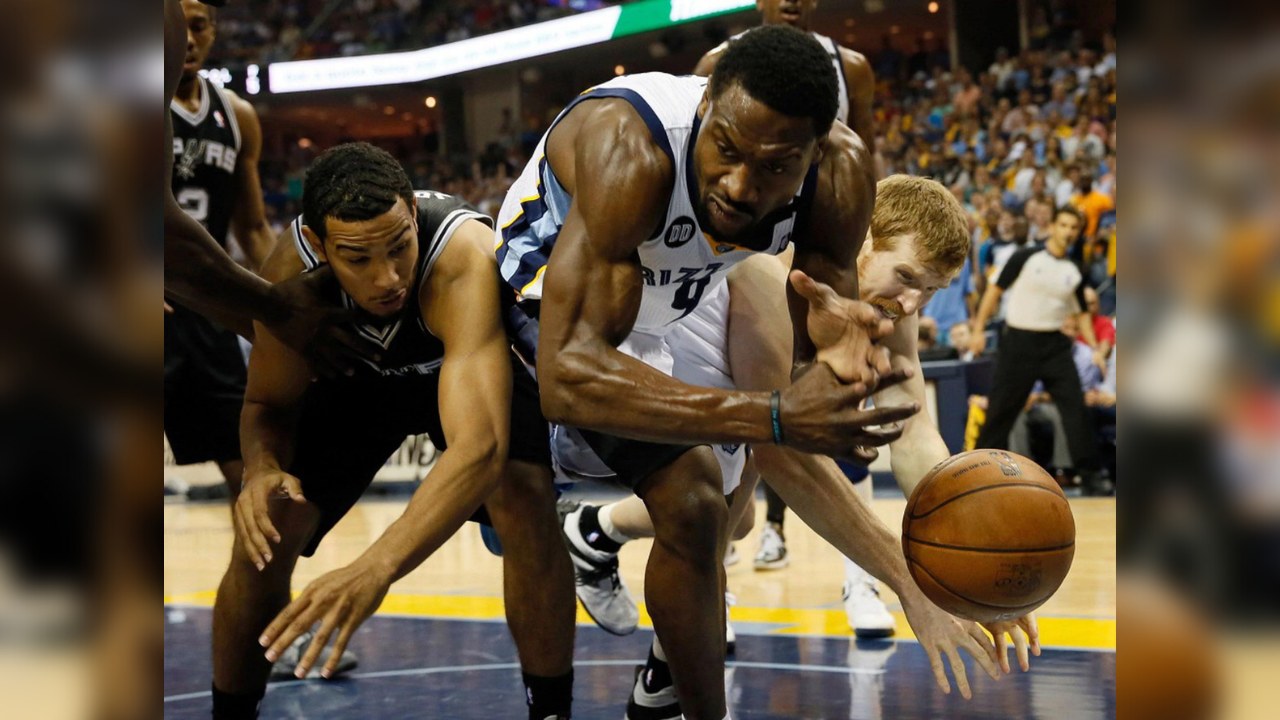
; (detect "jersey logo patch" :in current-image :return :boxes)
[663,216,697,248]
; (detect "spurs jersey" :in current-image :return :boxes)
[170,75,242,246]
[726,29,850,126]
[496,73,818,335]
[287,190,492,378]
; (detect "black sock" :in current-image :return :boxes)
[211,684,263,720]
[640,646,673,693]
[576,505,623,554]
[523,670,573,720]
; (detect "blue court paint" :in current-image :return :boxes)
[165,607,1114,719]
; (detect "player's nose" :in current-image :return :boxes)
[722,165,758,206]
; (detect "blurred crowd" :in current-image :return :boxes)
[210,0,627,65]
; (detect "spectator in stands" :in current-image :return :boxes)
[1074,173,1115,241]
[1041,82,1077,123]
[948,321,975,361]
[1055,163,1081,209]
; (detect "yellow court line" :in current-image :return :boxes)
[165,592,1116,651]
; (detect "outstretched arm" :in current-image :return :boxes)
[257,220,516,678]
[724,257,1000,699]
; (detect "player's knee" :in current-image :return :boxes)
[651,480,727,559]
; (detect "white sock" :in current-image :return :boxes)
[845,477,875,587]
[596,502,633,545]
[651,636,667,662]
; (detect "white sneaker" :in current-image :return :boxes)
[842,579,896,639]
[267,630,358,680]
[725,591,737,656]
[724,542,740,568]
[753,523,789,570]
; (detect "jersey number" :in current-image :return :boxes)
[670,264,723,319]
[177,187,209,223]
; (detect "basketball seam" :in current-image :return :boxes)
[909,483,1065,519]
[906,538,1075,554]
[907,557,1035,611]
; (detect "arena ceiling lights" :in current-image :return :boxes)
[268,0,754,94]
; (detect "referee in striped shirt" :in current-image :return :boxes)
[968,207,1114,495]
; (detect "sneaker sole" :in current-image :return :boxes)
[753,556,790,571]
[853,627,896,639]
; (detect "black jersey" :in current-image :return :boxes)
[170,75,242,247]
[287,190,493,378]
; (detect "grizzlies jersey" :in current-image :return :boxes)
[727,29,850,126]
[170,76,242,246]
[288,190,492,378]
[496,73,818,335]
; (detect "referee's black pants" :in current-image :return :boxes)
[976,327,1098,470]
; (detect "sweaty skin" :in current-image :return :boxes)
[534,92,910,462]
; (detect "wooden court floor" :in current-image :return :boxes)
[164,490,1116,651]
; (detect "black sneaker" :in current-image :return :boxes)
[625,665,682,720]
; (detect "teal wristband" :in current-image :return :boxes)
[771,390,784,445]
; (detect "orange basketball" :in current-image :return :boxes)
[902,450,1075,623]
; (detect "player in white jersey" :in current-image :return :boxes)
[496,26,997,720]
[562,178,1039,717]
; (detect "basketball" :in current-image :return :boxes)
[902,450,1075,623]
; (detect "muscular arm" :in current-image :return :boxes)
[239,235,313,481]
[357,221,512,582]
[787,124,880,369]
[536,100,773,445]
[228,92,276,273]
[725,255,918,600]
[876,315,952,497]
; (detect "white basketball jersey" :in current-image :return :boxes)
[727,29,850,126]
[496,73,818,334]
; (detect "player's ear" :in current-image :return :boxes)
[697,89,710,120]
[812,133,828,166]
[300,225,327,263]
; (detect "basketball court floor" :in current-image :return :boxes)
[163,486,1116,719]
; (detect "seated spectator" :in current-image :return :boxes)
[1073,173,1115,241]
[919,316,959,361]
[948,321,976,361]
[1080,286,1115,365]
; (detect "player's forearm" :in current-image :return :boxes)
[241,223,277,275]
[240,400,299,478]
[164,197,281,326]
[889,421,952,498]
[540,344,774,445]
[360,441,505,582]
[751,444,914,596]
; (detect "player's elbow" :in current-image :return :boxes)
[463,434,508,490]
[538,348,605,426]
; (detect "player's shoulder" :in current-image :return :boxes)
[693,42,729,76]
[565,95,676,180]
[817,123,874,197]
[837,46,875,87]
[220,87,260,124]
[412,189,488,225]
